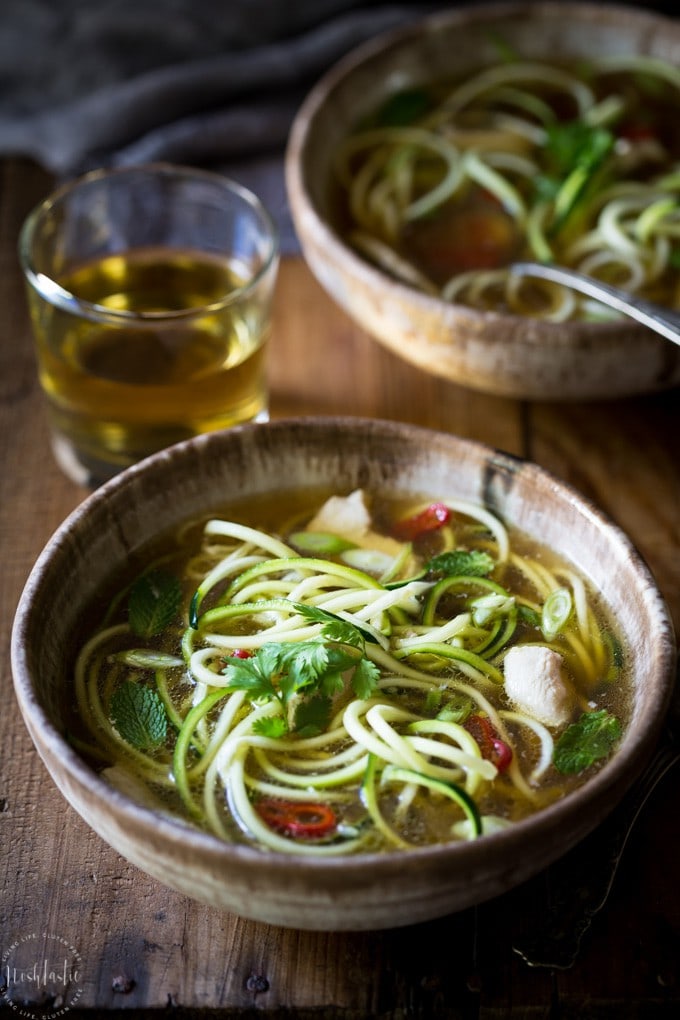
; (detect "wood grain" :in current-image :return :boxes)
[1,158,679,1017]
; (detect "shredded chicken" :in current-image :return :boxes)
[306,489,403,556]
[503,644,576,728]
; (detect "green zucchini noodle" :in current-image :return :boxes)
[333,54,680,319]
[73,490,627,856]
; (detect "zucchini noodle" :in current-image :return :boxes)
[333,54,680,320]
[73,489,626,856]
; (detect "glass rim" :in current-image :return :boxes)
[17,162,280,324]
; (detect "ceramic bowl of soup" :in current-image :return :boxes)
[11,417,676,930]
[285,2,680,400]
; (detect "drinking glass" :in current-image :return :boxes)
[19,163,279,486]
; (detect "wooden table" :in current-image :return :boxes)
[2,157,679,1017]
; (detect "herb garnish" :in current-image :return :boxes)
[222,603,380,737]
[535,119,615,234]
[553,709,622,774]
[427,549,495,578]
[110,680,168,750]
[128,569,182,638]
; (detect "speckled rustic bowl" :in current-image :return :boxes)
[285,2,680,400]
[11,418,676,930]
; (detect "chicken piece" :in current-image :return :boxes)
[503,644,576,728]
[306,490,403,556]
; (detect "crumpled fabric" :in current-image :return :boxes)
[3,0,673,250]
[0,0,449,250]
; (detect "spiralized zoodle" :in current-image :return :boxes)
[333,54,680,321]
[74,491,625,856]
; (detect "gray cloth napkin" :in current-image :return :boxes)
[0,0,449,251]
[3,1,673,250]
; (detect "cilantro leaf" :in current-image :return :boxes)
[319,670,347,698]
[553,710,622,775]
[292,693,333,736]
[283,640,330,687]
[426,549,495,578]
[128,569,182,638]
[542,120,615,233]
[222,652,278,699]
[110,681,168,750]
[352,657,380,699]
[253,716,288,738]
[222,625,378,740]
[291,601,377,646]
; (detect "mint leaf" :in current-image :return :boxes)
[553,710,622,775]
[128,569,182,638]
[426,549,495,578]
[110,681,168,750]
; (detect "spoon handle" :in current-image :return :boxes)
[511,262,680,347]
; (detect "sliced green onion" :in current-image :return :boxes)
[542,587,573,641]
[110,649,184,670]
[470,592,515,626]
[289,531,357,555]
[340,547,397,576]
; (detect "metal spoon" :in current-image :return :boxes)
[510,261,680,347]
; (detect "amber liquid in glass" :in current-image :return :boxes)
[29,248,270,483]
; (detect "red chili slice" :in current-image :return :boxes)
[229,649,253,659]
[464,714,513,773]
[392,502,451,541]
[255,798,338,839]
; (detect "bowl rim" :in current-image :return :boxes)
[10,416,678,880]
[285,0,679,342]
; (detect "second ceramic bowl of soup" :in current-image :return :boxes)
[285,2,680,400]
